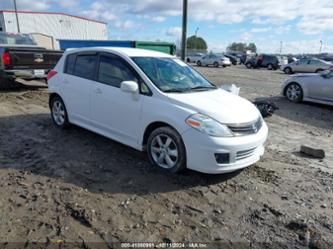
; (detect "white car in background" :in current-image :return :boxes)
[197,54,232,67]
[283,69,333,106]
[48,47,268,174]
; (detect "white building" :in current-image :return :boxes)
[0,10,108,49]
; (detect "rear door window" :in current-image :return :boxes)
[64,53,76,74]
[73,54,97,80]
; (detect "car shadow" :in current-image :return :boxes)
[0,113,242,195]
[256,96,333,130]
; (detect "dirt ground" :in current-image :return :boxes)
[0,66,332,248]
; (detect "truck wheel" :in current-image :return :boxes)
[147,127,186,173]
[0,78,19,90]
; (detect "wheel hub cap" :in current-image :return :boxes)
[151,134,178,169]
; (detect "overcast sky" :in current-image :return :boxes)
[1,0,333,53]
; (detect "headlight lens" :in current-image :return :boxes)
[186,114,234,137]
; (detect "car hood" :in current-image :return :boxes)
[166,89,260,124]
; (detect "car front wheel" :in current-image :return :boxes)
[147,127,186,173]
[285,83,303,103]
[197,61,202,66]
[50,96,69,128]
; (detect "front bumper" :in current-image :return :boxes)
[182,121,268,174]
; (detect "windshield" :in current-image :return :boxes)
[0,33,37,45]
[132,57,216,93]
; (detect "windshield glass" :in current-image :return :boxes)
[132,57,216,93]
[0,33,37,45]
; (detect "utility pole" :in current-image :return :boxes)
[319,40,323,54]
[181,0,188,61]
[279,41,283,54]
[13,0,20,33]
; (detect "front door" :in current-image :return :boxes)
[90,53,144,148]
[310,71,333,102]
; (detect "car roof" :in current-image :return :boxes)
[64,47,174,58]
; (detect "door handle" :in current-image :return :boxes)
[94,88,102,94]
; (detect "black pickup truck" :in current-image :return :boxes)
[0,32,63,89]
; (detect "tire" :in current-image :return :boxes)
[285,83,303,103]
[267,64,273,70]
[315,69,324,73]
[186,58,190,63]
[197,61,202,66]
[0,78,19,90]
[213,62,219,68]
[50,96,70,129]
[246,63,252,69]
[284,67,293,74]
[147,126,186,173]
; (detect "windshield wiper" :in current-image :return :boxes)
[164,88,190,93]
[190,86,217,91]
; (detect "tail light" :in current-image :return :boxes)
[47,70,57,80]
[2,52,11,65]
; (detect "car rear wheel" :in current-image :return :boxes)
[284,67,293,74]
[213,62,219,68]
[285,83,303,103]
[246,63,252,69]
[197,61,202,66]
[147,127,186,173]
[50,96,69,128]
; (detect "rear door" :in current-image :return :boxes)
[60,52,97,125]
[90,53,144,147]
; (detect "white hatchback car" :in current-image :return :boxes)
[48,47,268,174]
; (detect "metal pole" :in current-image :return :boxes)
[319,40,323,54]
[13,0,20,33]
[181,0,188,61]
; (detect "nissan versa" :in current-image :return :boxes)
[48,47,268,174]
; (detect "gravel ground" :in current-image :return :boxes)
[0,65,332,248]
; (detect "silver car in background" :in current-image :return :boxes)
[186,53,204,63]
[282,69,333,106]
[282,58,332,74]
[197,54,231,67]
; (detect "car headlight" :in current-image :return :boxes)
[185,113,234,137]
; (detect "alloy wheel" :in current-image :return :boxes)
[150,134,179,169]
[286,84,302,102]
[52,100,66,126]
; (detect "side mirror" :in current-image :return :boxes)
[120,81,139,93]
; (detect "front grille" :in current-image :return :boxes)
[236,147,257,161]
[228,118,262,136]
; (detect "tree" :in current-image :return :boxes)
[247,43,257,53]
[187,35,208,51]
[227,42,257,53]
